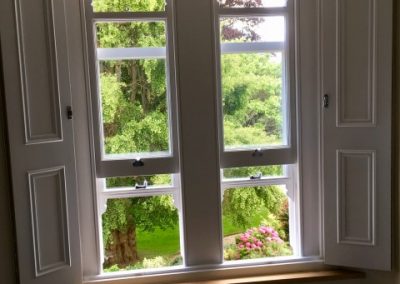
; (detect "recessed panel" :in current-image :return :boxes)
[29,167,71,277]
[16,0,62,143]
[337,150,375,245]
[337,0,376,126]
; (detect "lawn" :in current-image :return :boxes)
[135,210,268,259]
[136,226,180,259]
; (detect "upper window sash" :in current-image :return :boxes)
[85,1,179,178]
[215,0,297,169]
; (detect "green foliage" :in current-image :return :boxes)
[221,53,283,146]
[92,0,165,12]
[223,165,283,179]
[96,0,290,268]
[222,186,287,230]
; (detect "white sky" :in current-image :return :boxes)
[255,16,285,42]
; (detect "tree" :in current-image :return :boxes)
[102,195,178,266]
[94,0,178,268]
[95,0,288,269]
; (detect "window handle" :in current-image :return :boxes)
[323,94,329,108]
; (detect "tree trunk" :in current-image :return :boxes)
[104,224,139,268]
[130,62,138,102]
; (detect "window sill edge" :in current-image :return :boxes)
[82,258,364,284]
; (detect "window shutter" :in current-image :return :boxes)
[321,0,392,271]
[0,0,82,283]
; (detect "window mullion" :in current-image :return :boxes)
[174,0,223,266]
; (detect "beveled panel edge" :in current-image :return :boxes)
[14,0,63,144]
[336,150,376,246]
[28,166,71,277]
[335,0,377,128]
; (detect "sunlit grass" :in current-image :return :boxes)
[136,226,180,259]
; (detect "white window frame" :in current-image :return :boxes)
[215,0,302,259]
[85,0,180,178]
[215,3,297,169]
[84,0,186,274]
[79,0,323,281]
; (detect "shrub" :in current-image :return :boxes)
[224,225,292,260]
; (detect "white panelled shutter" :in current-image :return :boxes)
[322,0,392,270]
[0,0,82,283]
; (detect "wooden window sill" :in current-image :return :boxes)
[177,270,365,284]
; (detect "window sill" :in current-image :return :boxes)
[83,259,364,284]
[176,270,365,284]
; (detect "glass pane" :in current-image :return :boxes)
[223,165,284,180]
[96,21,166,48]
[222,185,292,261]
[102,195,181,271]
[219,0,287,8]
[96,21,170,157]
[99,59,170,156]
[92,0,166,12]
[220,16,285,43]
[221,52,286,150]
[106,175,172,189]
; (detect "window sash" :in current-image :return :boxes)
[215,2,297,169]
[86,3,179,178]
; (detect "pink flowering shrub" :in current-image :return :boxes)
[224,225,292,260]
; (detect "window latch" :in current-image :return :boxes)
[323,94,329,108]
[252,148,263,157]
[135,180,148,189]
[250,173,262,180]
[132,159,144,167]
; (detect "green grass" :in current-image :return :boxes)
[136,226,180,259]
[135,211,268,260]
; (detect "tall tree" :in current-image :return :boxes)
[95,0,287,269]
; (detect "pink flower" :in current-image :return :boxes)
[246,242,251,248]
[251,244,257,249]
[239,244,244,249]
